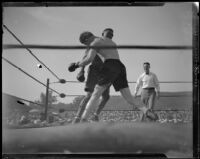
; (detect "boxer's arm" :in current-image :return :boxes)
[79,48,90,71]
[77,49,97,67]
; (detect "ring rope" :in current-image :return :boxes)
[64,80,192,83]
[2,2,166,7]
[3,44,193,50]
[2,57,60,95]
[3,25,61,81]
[61,94,191,97]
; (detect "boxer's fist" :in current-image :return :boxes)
[76,71,85,82]
[68,62,79,72]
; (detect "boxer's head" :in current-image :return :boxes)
[79,31,94,45]
[102,28,113,39]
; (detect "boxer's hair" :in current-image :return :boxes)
[103,28,113,33]
[143,62,150,66]
[79,31,94,44]
[102,28,113,36]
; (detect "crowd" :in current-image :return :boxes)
[4,110,192,129]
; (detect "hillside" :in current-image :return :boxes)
[2,93,32,125]
[2,93,32,114]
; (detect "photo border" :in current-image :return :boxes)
[2,2,199,159]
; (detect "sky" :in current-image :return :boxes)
[2,3,193,104]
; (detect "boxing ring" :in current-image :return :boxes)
[2,23,197,158]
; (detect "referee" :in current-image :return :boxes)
[134,62,160,121]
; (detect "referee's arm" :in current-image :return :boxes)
[154,74,160,99]
[134,76,142,97]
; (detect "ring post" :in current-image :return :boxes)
[45,78,49,121]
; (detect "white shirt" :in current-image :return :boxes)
[134,72,160,94]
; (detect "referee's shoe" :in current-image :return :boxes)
[146,109,159,121]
